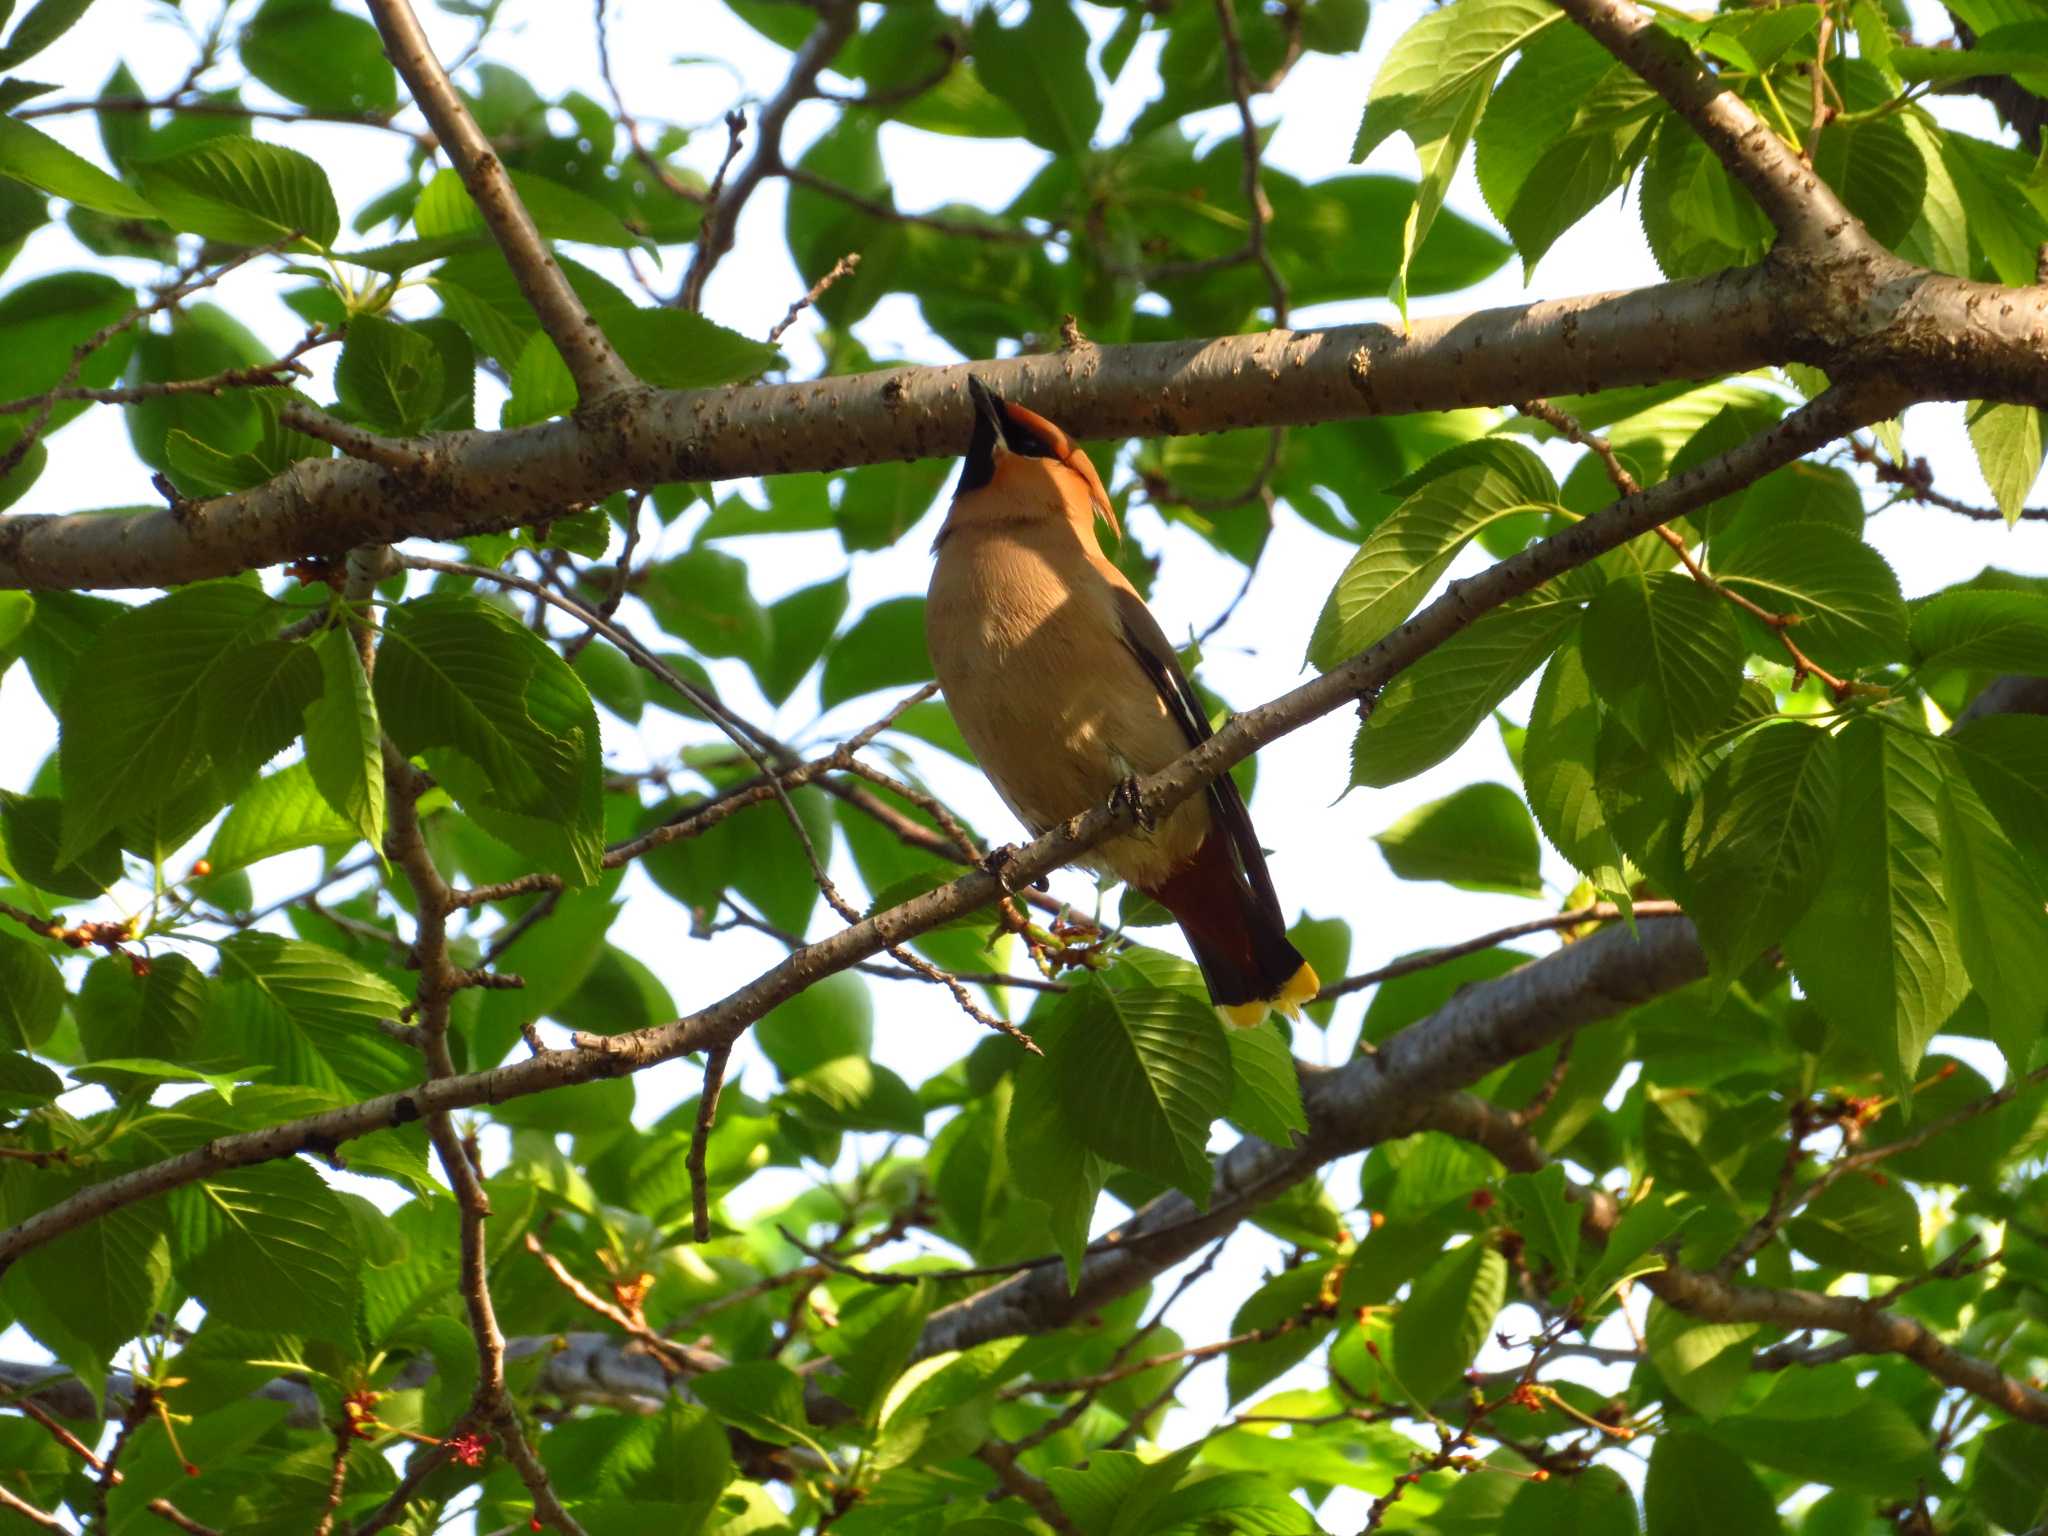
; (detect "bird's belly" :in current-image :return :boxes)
[927,558,1206,884]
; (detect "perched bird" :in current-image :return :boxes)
[925,376,1318,1027]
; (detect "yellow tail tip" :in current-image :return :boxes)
[1217,962,1322,1029]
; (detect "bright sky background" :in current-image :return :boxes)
[4,0,2047,1526]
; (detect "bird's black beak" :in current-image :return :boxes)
[957,375,1007,497]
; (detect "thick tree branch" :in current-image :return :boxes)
[7,248,2037,592]
[364,0,635,401]
[0,382,1891,1272]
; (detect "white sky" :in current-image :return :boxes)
[3,0,2045,1527]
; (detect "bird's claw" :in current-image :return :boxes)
[982,843,1047,893]
[1109,776,1154,832]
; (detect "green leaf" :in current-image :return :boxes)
[1911,588,2048,675]
[0,0,99,68]
[1640,119,1772,279]
[215,930,413,1096]
[689,1361,813,1447]
[1646,1301,1755,1419]
[1499,1163,1581,1286]
[970,0,1098,157]
[782,1055,925,1135]
[76,951,207,1074]
[501,329,574,428]
[1580,1191,1698,1298]
[1966,401,2047,525]
[377,594,603,884]
[1354,0,1560,162]
[2,790,122,899]
[237,0,397,114]
[1646,1430,1783,1535]
[836,458,953,553]
[1224,1019,1308,1144]
[603,306,782,389]
[0,1049,64,1108]
[0,113,158,218]
[1711,1374,1938,1495]
[1786,721,1966,1096]
[642,547,771,672]
[1785,1170,1923,1273]
[59,581,279,862]
[137,136,339,249]
[1713,523,1909,671]
[1051,972,1233,1200]
[1937,755,2048,1071]
[1390,1238,1506,1404]
[0,271,135,432]
[1286,913,1350,1029]
[1352,581,1589,788]
[1006,1002,1107,1284]
[123,302,269,473]
[1582,571,1744,761]
[1682,722,1840,981]
[1307,440,1559,670]
[0,929,60,1054]
[1225,1260,1337,1403]
[756,969,872,1081]
[335,313,445,435]
[1950,713,2048,867]
[759,576,849,706]
[1373,782,1542,896]
[205,760,358,874]
[200,636,323,789]
[820,596,932,707]
[1,1185,167,1380]
[414,163,637,248]
[301,625,384,853]
[1522,636,1630,903]
[169,1158,359,1340]
[1502,1463,1637,1535]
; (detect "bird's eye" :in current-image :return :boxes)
[1008,426,1055,458]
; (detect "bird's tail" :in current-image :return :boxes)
[1143,832,1319,1029]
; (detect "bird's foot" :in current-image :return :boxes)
[980,844,1049,893]
[1109,776,1154,832]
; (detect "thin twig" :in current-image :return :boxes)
[690,1046,732,1243]
[594,0,707,207]
[1317,900,1684,1001]
[766,253,861,344]
[1212,0,1288,326]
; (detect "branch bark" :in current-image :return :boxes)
[23,249,2048,591]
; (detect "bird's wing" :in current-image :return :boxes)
[1110,586,1287,928]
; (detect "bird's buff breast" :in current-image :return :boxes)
[927,533,1206,885]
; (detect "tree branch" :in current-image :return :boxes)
[364,0,635,401]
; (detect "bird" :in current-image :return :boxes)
[924,375,1319,1028]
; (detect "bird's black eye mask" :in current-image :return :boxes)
[956,376,1053,496]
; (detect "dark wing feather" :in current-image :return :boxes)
[1112,588,1287,929]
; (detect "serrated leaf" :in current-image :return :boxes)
[1224,1019,1307,1144]
[1308,440,1558,670]
[1390,1238,1506,1404]
[376,595,602,884]
[1582,570,1744,761]
[1225,1260,1337,1403]
[1499,1163,1581,1286]
[1052,973,1232,1200]
[0,930,62,1049]
[1937,755,2048,1071]
[1,790,121,899]
[1966,400,2046,526]
[1373,781,1542,895]
[970,0,1098,157]
[1352,582,1588,788]
[1785,1170,1922,1273]
[1522,636,1630,904]
[137,136,338,249]
[1682,721,1840,980]
[1950,713,2048,867]
[200,636,323,789]
[301,625,383,853]
[214,930,413,1096]
[1646,1300,1755,1418]
[237,0,396,114]
[1786,720,1966,1096]
[0,112,157,218]
[1006,1002,1106,1285]
[1354,0,1560,162]
[335,313,444,435]
[1712,523,1908,671]
[413,163,638,248]
[1,1185,168,1379]
[1501,1463,1637,1536]
[59,581,279,862]
[781,1055,925,1135]
[1911,587,2048,675]
[689,1361,813,1447]
[1647,1430,1782,1535]
[205,760,358,874]
[820,596,931,707]
[169,1158,359,1339]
